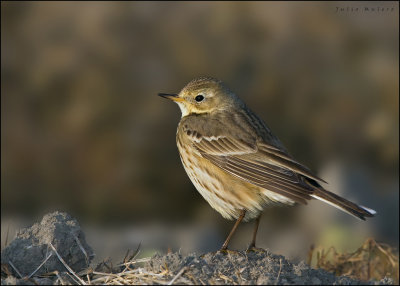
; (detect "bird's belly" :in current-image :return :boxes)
[177,142,264,221]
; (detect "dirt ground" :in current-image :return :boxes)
[0,212,393,285]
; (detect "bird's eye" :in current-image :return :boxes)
[195,95,204,102]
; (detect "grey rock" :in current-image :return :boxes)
[1,211,94,277]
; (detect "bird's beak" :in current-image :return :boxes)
[158,93,185,102]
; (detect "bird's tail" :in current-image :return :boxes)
[310,187,376,220]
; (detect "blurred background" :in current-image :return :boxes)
[1,1,398,263]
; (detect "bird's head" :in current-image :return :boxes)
[159,77,241,117]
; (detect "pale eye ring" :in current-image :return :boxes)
[195,95,204,102]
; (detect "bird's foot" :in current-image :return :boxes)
[199,249,241,258]
[218,248,241,255]
[246,244,267,253]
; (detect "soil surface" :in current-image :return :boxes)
[0,212,393,285]
[141,251,392,285]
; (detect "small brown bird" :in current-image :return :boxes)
[159,77,375,251]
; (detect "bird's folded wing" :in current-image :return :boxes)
[257,142,327,184]
[192,134,323,204]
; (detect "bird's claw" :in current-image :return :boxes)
[246,245,267,253]
[218,248,241,255]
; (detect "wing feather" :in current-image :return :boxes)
[193,134,320,204]
[201,153,308,204]
[258,143,327,183]
[180,113,324,206]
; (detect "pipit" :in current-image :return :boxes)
[159,77,375,251]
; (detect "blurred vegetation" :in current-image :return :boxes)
[1,0,398,242]
[310,238,399,283]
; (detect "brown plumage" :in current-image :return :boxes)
[159,77,375,251]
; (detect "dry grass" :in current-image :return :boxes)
[52,246,189,285]
[2,238,398,285]
[86,256,176,285]
[310,238,399,284]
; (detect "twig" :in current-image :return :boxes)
[275,258,282,285]
[123,249,131,264]
[4,223,10,248]
[49,242,86,285]
[121,242,142,273]
[8,260,23,278]
[168,266,187,285]
[65,271,81,285]
[117,257,151,267]
[73,234,90,266]
[86,273,91,285]
[53,271,64,285]
[375,241,397,267]
[28,252,53,278]
[130,242,142,261]
[92,269,166,278]
[92,271,120,278]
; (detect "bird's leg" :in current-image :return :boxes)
[220,209,246,252]
[247,214,265,252]
[249,214,261,248]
